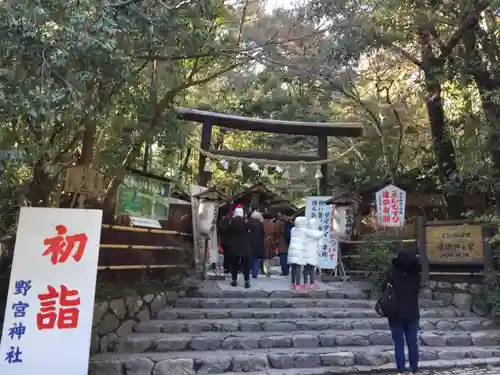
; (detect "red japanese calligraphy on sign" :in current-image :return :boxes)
[37,285,80,330]
[390,190,400,225]
[375,185,406,228]
[42,225,88,265]
[381,191,390,223]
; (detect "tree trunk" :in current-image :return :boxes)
[463,24,500,213]
[27,163,55,208]
[415,2,464,218]
[79,122,96,166]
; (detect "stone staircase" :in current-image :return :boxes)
[89,286,500,375]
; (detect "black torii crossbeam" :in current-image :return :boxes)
[175,107,363,194]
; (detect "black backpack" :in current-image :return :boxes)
[375,282,398,318]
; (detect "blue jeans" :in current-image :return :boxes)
[251,256,261,278]
[389,319,419,373]
[279,252,289,276]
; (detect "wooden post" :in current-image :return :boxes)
[78,195,85,209]
[415,216,430,282]
[482,224,494,280]
[317,135,328,195]
[144,59,157,173]
[198,119,213,186]
[251,193,259,211]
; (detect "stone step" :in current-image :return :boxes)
[187,289,366,299]
[172,297,444,309]
[134,317,496,334]
[113,329,500,353]
[185,358,500,375]
[156,307,473,320]
[89,346,500,374]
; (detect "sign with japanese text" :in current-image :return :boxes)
[0,207,103,375]
[117,172,171,220]
[426,224,484,263]
[305,197,338,269]
[129,216,162,229]
[375,184,406,227]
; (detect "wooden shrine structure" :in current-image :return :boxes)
[175,107,363,194]
[219,182,298,216]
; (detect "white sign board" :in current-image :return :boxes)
[0,207,103,375]
[129,216,162,229]
[305,197,338,269]
[375,184,406,227]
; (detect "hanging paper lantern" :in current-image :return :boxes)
[261,165,269,177]
[220,159,229,170]
[249,162,259,171]
[315,165,323,179]
[204,158,213,172]
[235,161,243,177]
[282,167,290,180]
[299,164,306,174]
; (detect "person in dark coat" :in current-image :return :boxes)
[224,206,251,288]
[381,248,422,375]
[275,213,291,276]
[248,211,266,278]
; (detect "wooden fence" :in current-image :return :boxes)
[97,203,194,283]
[341,217,494,283]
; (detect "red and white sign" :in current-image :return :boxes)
[375,184,406,227]
[0,207,103,375]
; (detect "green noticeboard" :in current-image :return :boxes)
[117,172,171,219]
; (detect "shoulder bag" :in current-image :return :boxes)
[375,282,398,318]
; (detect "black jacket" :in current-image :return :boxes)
[247,218,265,259]
[221,217,250,258]
[382,248,422,321]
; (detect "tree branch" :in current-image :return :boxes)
[373,33,423,67]
[134,32,328,62]
[438,0,491,59]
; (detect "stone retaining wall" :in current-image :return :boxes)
[420,281,488,315]
[91,291,182,354]
[362,279,489,316]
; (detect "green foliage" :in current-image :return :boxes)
[354,233,401,284]
[1,0,500,231]
[483,226,500,316]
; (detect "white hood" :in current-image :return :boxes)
[287,216,308,265]
[294,216,308,229]
[308,218,323,239]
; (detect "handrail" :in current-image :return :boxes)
[97,264,188,270]
[101,224,192,237]
[99,244,185,250]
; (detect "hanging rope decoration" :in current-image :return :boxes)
[196,141,365,166]
[199,141,365,183]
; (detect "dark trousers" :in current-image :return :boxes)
[278,252,289,275]
[389,319,419,373]
[251,256,260,278]
[303,264,315,284]
[230,255,250,282]
[223,250,230,273]
[290,263,301,285]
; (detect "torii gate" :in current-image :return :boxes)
[175,107,363,195]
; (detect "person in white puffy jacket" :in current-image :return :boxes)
[287,216,308,290]
[302,218,323,289]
